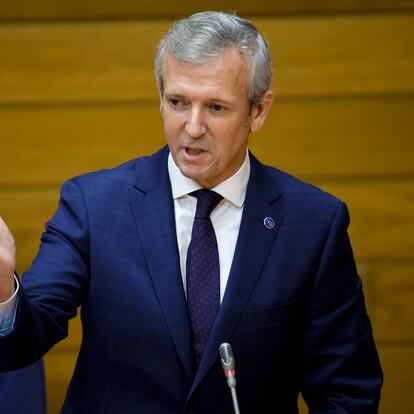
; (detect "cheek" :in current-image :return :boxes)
[166,110,187,127]
[214,124,247,154]
[163,118,180,141]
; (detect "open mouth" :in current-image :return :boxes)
[185,147,205,156]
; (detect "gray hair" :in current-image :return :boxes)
[155,11,272,104]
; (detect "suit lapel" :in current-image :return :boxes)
[190,153,284,393]
[130,147,196,382]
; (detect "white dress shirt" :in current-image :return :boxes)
[0,150,250,332]
[168,151,250,302]
[0,276,19,335]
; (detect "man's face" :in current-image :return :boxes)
[159,48,273,188]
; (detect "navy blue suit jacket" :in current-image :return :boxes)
[0,359,46,413]
[0,147,382,412]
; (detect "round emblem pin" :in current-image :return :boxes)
[263,217,275,229]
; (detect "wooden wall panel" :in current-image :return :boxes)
[377,345,414,413]
[253,97,414,179]
[1,15,413,104]
[0,21,162,104]
[1,0,414,20]
[258,15,414,97]
[0,106,166,185]
[359,263,414,342]
[1,97,413,185]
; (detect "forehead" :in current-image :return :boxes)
[162,48,250,101]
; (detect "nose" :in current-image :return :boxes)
[184,107,206,138]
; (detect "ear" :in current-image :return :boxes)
[249,90,275,133]
[157,83,165,115]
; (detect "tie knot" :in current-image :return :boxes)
[191,189,223,219]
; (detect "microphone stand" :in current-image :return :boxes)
[230,387,240,414]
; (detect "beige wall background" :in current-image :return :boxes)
[0,1,413,412]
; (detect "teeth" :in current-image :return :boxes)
[187,148,203,155]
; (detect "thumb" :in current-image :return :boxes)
[0,216,16,299]
[0,215,15,248]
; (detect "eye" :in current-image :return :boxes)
[169,98,180,107]
[167,97,189,110]
[210,103,224,112]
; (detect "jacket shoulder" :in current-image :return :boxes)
[66,147,168,193]
[268,163,340,195]
[262,163,345,214]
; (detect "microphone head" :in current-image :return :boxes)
[219,342,235,371]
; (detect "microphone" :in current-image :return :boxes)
[219,343,240,414]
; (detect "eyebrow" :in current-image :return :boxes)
[165,93,186,99]
[164,93,232,105]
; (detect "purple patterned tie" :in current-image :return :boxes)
[187,189,223,364]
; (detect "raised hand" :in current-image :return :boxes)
[0,216,16,302]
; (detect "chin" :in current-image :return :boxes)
[181,170,203,183]
[179,164,202,178]
[180,168,209,187]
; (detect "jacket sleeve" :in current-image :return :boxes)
[0,178,90,371]
[301,201,383,413]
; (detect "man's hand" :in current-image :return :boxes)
[0,216,16,302]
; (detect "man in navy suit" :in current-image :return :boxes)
[0,11,382,413]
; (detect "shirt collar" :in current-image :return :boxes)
[168,150,250,208]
